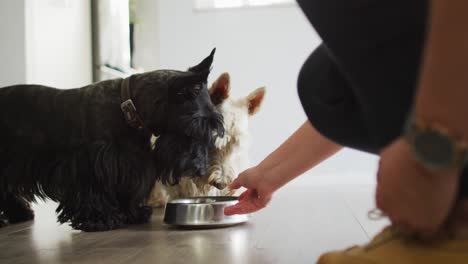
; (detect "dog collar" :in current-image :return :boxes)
[120,77,146,130]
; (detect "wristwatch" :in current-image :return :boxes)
[404,111,468,171]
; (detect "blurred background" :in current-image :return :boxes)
[0,0,378,187]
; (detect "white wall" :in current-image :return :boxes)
[0,0,91,88]
[25,0,92,88]
[0,0,27,86]
[133,0,160,71]
[154,1,379,185]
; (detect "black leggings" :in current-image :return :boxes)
[296,0,468,197]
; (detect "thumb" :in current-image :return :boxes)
[229,177,243,190]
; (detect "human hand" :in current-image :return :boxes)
[223,166,277,215]
[376,138,460,237]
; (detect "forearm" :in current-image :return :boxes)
[257,120,342,190]
[415,0,468,138]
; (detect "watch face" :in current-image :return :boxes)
[413,130,454,169]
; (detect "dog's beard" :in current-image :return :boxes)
[153,134,211,185]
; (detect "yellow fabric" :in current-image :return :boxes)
[318,227,468,264]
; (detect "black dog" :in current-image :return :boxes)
[0,49,224,231]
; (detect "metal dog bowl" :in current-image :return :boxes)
[163,196,250,227]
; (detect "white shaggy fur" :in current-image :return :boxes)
[147,73,265,207]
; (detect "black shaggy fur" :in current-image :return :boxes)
[0,49,224,231]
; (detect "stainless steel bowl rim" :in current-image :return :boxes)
[167,196,239,205]
[163,196,250,227]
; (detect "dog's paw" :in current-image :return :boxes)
[0,213,8,228]
[73,215,126,232]
[131,206,153,224]
[215,135,231,149]
[212,181,229,190]
[78,221,125,232]
[7,207,34,224]
[149,199,166,208]
[208,168,232,190]
[147,194,169,208]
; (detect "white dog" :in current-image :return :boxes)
[147,73,265,207]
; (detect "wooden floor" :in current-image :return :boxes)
[0,185,388,264]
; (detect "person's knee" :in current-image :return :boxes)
[297,77,346,148]
[297,46,350,129]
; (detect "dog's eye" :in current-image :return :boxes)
[193,85,201,95]
[176,85,202,100]
[189,85,202,98]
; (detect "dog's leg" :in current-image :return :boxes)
[124,206,153,225]
[208,163,226,190]
[207,158,234,191]
[147,181,170,207]
[56,141,157,232]
[60,193,153,231]
[0,212,8,227]
[63,206,125,232]
[207,134,235,190]
[57,194,126,232]
[119,195,153,225]
[1,193,34,224]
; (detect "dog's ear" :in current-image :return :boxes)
[189,48,216,73]
[209,72,230,105]
[246,87,266,115]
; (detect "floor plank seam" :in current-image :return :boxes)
[337,191,371,239]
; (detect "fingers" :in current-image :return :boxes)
[224,199,258,215]
[238,189,253,201]
[224,190,271,215]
